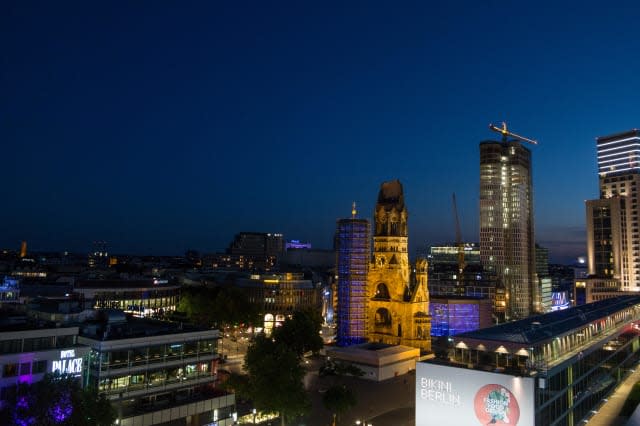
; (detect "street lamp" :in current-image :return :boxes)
[253,408,257,424]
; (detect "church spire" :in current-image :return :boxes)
[352,201,357,218]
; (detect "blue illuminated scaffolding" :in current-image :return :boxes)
[336,218,370,346]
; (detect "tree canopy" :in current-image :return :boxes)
[322,385,357,425]
[0,372,115,426]
[177,285,261,327]
[272,308,324,357]
[240,333,310,426]
[226,310,325,425]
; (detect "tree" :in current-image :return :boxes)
[241,333,310,426]
[322,385,357,426]
[272,309,324,357]
[177,286,217,326]
[177,285,261,328]
[212,286,261,327]
[0,372,115,426]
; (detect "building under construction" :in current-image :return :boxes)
[335,212,370,347]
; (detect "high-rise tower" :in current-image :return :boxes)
[335,204,370,346]
[367,180,431,351]
[586,129,640,291]
[480,140,536,320]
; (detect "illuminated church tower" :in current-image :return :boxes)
[367,180,431,351]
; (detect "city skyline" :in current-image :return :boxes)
[4,2,640,262]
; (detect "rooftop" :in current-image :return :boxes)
[597,128,640,143]
[80,311,214,341]
[455,296,640,345]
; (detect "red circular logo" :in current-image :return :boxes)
[474,384,520,425]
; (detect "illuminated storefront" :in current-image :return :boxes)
[74,279,180,318]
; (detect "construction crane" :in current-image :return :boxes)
[452,193,465,287]
[488,122,538,145]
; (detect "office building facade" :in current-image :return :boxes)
[79,311,234,426]
[585,129,640,291]
[480,140,536,320]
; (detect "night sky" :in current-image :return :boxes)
[3,2,640,262]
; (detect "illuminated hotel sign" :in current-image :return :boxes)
[51,349,83,375]
[416,363,534,426]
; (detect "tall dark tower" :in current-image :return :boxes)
[335,204,370,347]
[480,140,536,320]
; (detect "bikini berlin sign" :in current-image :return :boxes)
[415,362,535,426]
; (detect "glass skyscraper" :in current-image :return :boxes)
[480,140,536,320]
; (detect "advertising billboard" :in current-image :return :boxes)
[416,362,535,426]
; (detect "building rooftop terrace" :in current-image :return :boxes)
[455,296,640,345]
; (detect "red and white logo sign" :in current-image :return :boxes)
[474,384,520,425]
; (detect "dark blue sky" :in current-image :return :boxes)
[3,1,640,262]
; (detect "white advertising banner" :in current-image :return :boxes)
[416,362,535,426]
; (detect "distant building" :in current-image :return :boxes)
[226,232,284,271]
[584,129,640,291]
[74,278,180,317]
[89,241,109,269]
[426,243,481,272]
[536,245,552,312]
[367,180,431,352]
[285,240,312,250]
[429,296,492,337]
[586,198,623,281]
[281,248,335,269]
[0,277,19,304]
[234,272,320,334]
[426,242,500,322]
[335,207,370,347]
[574,277,621,305]
[480,139,537,319]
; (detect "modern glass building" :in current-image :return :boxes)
[429,296,492,337]
[420,296,640,426]
[78,311,235,426]
[586,198,623,280]
[480,140,536,320]
[427,243,481,270]
[335,215,370,347]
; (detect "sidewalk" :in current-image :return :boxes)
[586,368,640,426]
